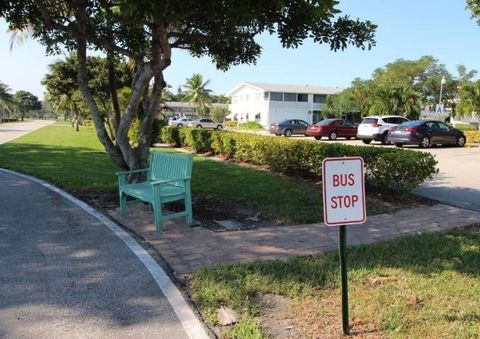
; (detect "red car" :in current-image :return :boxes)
[306,119,358,140]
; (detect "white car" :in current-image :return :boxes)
[357,115,409,144]
[187,118,223,129]
[167,117,190,127]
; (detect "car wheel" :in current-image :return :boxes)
[395,143,403,148]
[284,129,292,137]
[457,136,466,147]
[177,123,183,127]
[381,132,389,145]
[362,139,372,144]
[314,136,321,140]
[217,125,223,130]
[419,136,430,148]
[329,131,338,140]
[346,137,352,140]
[196,125,202,128]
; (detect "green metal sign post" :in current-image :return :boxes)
[322,157,367,336]
[339,224,349,335]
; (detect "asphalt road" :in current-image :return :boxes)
[0,170,193,338]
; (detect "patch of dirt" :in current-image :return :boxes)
[464,223,480,236]
[167,193,277,231]
[258,294,303,339]
[288,294,385,339]
[257,293,385,338]
[75,191,118,210]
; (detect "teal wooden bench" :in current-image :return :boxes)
[116,152,193,231]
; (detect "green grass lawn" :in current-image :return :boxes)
[190,227,480,338]
[0,124,392,223]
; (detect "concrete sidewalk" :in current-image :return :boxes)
[0,170,208,338]
[109,203,480,274]
[0,120,55,144]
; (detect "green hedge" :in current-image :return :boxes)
[465,131,480,143]
[160,127,438,192]
[161,126,212,152]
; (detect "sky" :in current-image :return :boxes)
[1,0,480,99]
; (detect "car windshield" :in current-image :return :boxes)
[399,120,424,128]
[361,118,378,124]
[317,119,335,126]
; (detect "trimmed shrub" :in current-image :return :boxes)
[452,122,477,131]
[160,128,438,192]
[161,126,181,146]
[238,121,264,130]
[179,128,212,153]
[225,120,237,128]
[153,119,168,140]
[465,131,480,143]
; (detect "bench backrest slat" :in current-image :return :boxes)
[148,152,193,185]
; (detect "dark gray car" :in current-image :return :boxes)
[269,119,309,137]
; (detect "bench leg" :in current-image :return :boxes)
[119,191,128,215]
[184,194,193,225]
[153,202,163,232]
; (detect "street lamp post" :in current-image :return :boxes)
[439,76,446,104]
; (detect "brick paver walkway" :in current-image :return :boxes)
[108,204,480,274]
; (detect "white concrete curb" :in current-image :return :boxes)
[0,168,210,339]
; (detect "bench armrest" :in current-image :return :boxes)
[116,168,150,176]
[150,177,191,186]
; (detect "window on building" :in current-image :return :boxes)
[283,93,296,102]
[264,92,269,100]
[312,110,323,124]
[313,94,327,103]
[270,92,283,101]
[255,113,261,121]
[297,93,308,102]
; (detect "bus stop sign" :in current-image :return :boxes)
[322,157,366,226]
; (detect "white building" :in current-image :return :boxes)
[160,101,229,118]
[226,82,343,127]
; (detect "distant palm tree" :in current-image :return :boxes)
[0,82,15,119]
[457,81,480,118]
[182,74,212,116]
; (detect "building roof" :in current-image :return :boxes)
[162,101,229,109]
[227,82,343,96]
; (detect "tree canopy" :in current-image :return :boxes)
[326,56,478,119]
[13,90,42,121]
[1,1,376,172]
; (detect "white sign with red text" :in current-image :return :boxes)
[322,157,366,226]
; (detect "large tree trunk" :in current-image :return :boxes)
[72,8,167,182]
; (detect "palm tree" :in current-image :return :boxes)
[182,74,212,116]
[457,80,480,118]
[393,85,421,119]
[0,82,15,120]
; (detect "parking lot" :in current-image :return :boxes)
[275,134,480,212]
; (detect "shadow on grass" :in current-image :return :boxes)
[0,143,118,192]
[192,227,480,313]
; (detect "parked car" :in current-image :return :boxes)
[388,120,466,148]
[306,119,357,140]
[269,119,308,137]
[357,115,409,144]
[187,118,223,129]
[167,117,191,127]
